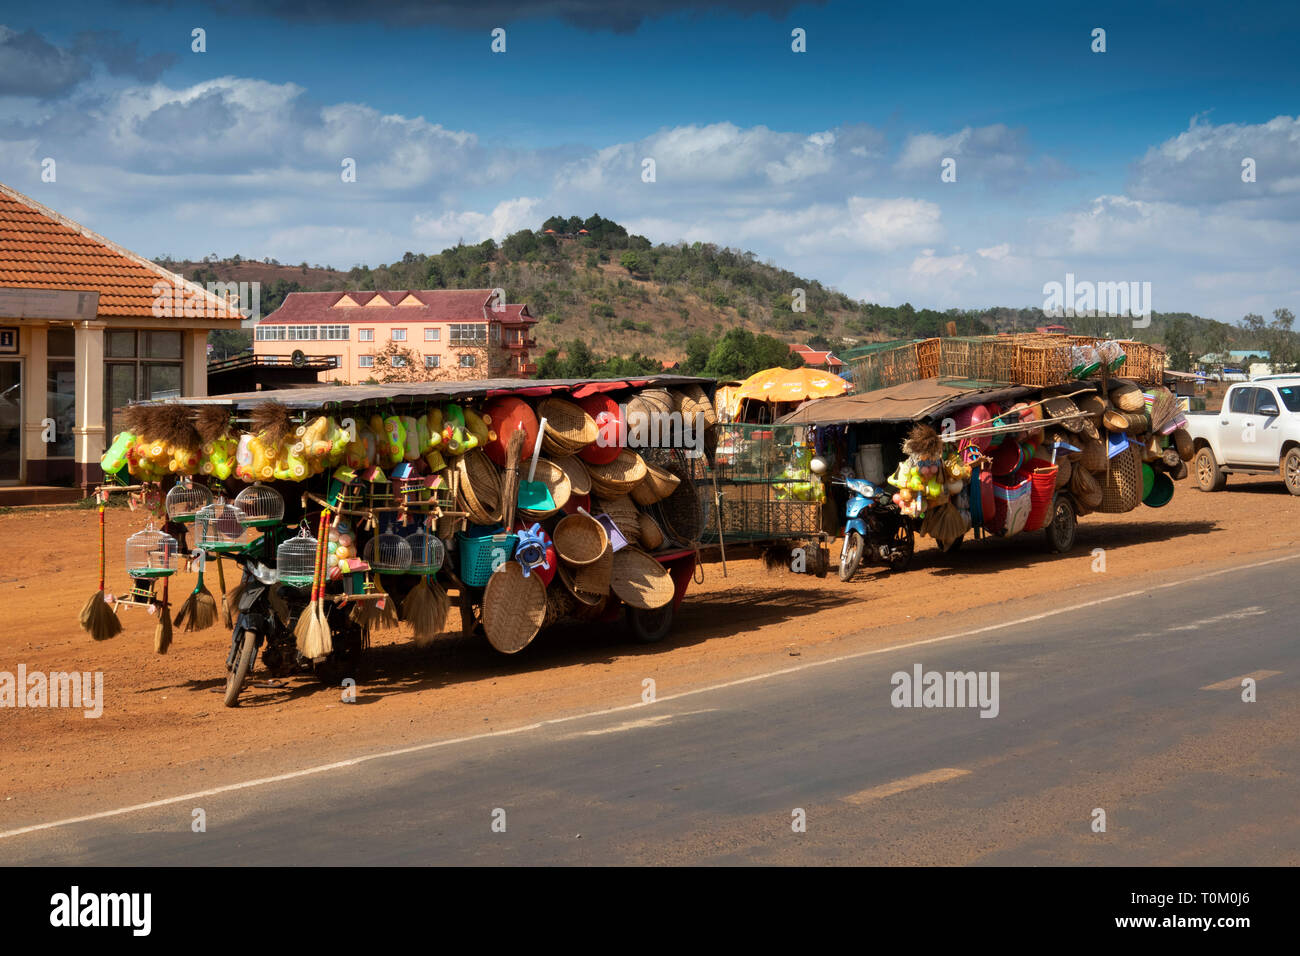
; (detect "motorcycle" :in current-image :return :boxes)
[836,477,916,581]
[221,546,366,707]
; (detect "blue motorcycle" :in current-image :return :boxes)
[836,477,915,581]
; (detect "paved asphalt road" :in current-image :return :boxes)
[3,554,1298,865]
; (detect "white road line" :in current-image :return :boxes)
[842,768,970,805]
[1200,669,1283,691]
[2,550,1297,842]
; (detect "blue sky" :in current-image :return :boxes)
[1,0,1297,322]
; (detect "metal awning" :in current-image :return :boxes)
[141,375,717,413]
[775,378,1047,426]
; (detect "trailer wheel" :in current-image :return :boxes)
[1044,494,1077,553]
[627,603,674,644]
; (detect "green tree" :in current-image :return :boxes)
[1162,315,1194,371]
[619,251,641,276]
[704,329,803,380]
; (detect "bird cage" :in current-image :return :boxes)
[276,524,319,588]
[165,480,214,523]
[363,532,412,572]
[405,529,445,574]
[195,497,250,552]
[234,482,285,528]
[125,523,180,578]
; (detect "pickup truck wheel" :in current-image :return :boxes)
[1195,448,1227,492]
[1284,448,1300,496]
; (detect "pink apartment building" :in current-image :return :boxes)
[252,289,538,383]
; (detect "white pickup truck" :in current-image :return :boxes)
[1184,376,1300,494]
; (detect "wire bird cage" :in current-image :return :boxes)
[687,423,823,544]
[164,480,213,523]
[195,497,250,553]
[276,525,319,587]
[234,482,285,528]
[363,532,412,572]
[125,524,180,577]
[404,529,446,574]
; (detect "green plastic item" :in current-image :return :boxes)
[517,416,555,512]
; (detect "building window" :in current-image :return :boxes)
[254,325,287,341]
[288,325,317,341]
[47,330,75,457]
[391,355,407,368]
[359,328,374,342]
[102,330,183,436]
[459,353,477,368]
[449,323,487,346]
[425,355,440,368]
[321,325,349,340]
[391,328,407,342]
[358,355,374,368]
[424,328,440,341]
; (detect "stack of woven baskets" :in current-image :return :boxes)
[446,384,711,655]
[1037,380,1192,516]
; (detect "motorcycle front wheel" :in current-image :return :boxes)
[839,531,864,582]
[224,629,255,708]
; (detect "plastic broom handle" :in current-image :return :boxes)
[97,500,106,591]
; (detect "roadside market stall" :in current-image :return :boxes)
[778,334,1193,570]
[83,375,719,704]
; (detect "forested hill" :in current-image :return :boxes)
[163,213,1296,373]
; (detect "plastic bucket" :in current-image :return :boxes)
[855,444,885,484]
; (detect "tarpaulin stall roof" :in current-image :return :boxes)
[774,378,1039,426]
[143,375,717,413]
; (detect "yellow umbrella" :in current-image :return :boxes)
[734,366,850,403]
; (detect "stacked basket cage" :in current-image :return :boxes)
[697,422,823,543]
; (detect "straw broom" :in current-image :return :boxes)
[80,494,122,641]
[173,549,217,632]
[296,508,332,658]
[402,569,449,647]
[154,573,173,654]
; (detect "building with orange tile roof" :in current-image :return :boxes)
[0,183,243,491]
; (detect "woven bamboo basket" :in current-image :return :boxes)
[1080,436,1108,473]
[1098,445,1142,513]
[630,462,681,505]
[654,458,704,543]
[557,544,612,605]
[1173,427,1195,462]
[1110,381,1146,413]
[674,384,718,427]
[538,397,597,456]
[638,512,665,551]
[1055,457,1073,489]
[587,449,647,498]
[554,512,608,566]
[481,562,547,654]
[541,584,577,629]
[610,547,674,610]
[597,495,642,548]
[552,455,592,496]
[1071,464,1103,510]
[456,452,502,525]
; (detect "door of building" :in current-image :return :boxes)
[0,360,22,484]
